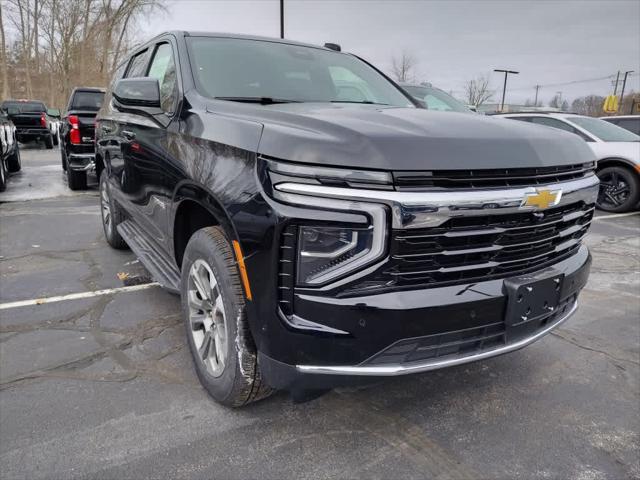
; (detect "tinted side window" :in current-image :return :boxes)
[126,50,150,78]
[511,117,533,123]
[617,119,640,135]
[147,43,178,114]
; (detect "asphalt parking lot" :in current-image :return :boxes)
[1,146,639,480]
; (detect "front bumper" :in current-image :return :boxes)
[258,243,591,391]
[259,246,591,390]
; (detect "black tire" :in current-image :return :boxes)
[99,170,128,249]
[67,168,87,190]
[181,227,273,407]
[7,146,21,173]
[61,147,67,171]
[53,133,59,146]
[597,166,640,213]
[0,158,6,192]
[44,134,54,149]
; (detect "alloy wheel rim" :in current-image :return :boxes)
[100,181,112,236]
[187,259,228,378]
[598,172,630,208]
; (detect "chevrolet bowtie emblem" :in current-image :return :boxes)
[522,189,562,209]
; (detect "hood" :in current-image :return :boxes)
[248,103,596,170]
[588,141,640,164]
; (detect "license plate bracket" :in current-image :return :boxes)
[503,270,564,327]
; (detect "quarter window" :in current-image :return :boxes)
[147,43,178,114]
[126,50,150,78]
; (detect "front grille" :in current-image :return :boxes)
[393,162,596,190]
[361,295,577,366]
[349,201,594,292]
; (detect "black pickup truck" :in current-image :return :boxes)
[0,112,21,191]
[0,100,59,149]
[96,32,598,406]
[60,87,105,190]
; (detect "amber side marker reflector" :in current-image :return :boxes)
[232,240,253,301]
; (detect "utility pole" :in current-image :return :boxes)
[619,70,634,114]
[613,70,620,95]
[280,0,284,39]
[494,69,519,112]
[534,85,540,106]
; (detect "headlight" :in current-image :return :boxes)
[297,226,376,285]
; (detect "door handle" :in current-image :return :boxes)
[122,130,136,141]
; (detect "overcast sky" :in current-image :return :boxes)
[140,0,640,105]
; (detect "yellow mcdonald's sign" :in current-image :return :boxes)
[603,95,619,113]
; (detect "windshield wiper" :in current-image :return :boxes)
[214,96,299,105]
[330,100,390,105]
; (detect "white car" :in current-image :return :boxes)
[499,112,640,212]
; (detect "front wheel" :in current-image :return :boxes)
[597,166,640,213]
[7,146,21,173]
[44,134,54,149]
[181,227,273,407]
[53,133,59,146]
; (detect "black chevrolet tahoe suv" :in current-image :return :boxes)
[0,100,59,148]
[96,31,599,406]
[60,87,105,190]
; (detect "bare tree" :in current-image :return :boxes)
[0,2,10,99]
[391,51,417,83]
[571,95,606,117]
[3,0,165,107]
[464,75,493,107]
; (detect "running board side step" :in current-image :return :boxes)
[117,220,181,293]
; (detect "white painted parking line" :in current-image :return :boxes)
[0,282,161,311]
[593,211,640,221]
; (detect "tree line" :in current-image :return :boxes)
[1,0,165,109]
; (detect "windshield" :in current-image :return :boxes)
[402,85,470,113]
[1,101,46,114]
[187,37,413,107]
[569,116,640,142]
[70,91,104,110]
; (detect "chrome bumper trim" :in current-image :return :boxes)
[295,301,577,376]
[275,175,599,229]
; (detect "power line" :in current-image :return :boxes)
[508,73,638,92]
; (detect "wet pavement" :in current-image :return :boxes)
[0,146,639,479]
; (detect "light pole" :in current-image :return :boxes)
[494,69,519,112]
[280,0,284,39]
[619,70,634,114]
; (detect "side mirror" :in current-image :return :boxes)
[47,108,61,118]
[113,77,161,109]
